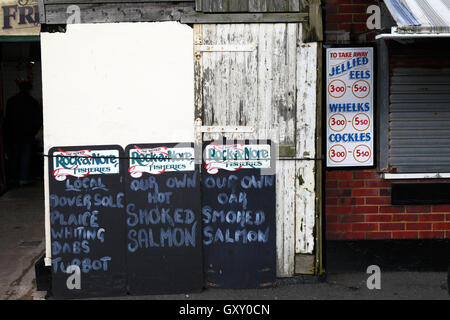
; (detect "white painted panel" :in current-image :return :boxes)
[41,22,194,149]
[41,22,194,264]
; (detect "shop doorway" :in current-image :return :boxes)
[0,40,43,194]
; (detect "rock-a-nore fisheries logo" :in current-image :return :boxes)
[52,149,120,181]
[204,143,271,175]
[128,145,195,178]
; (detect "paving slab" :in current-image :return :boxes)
[0,183,46,300]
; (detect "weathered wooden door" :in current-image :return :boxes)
[194,23,320,277]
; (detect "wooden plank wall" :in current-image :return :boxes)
[43,0,304,12]
[199,0,305,12]
[295,41,317,256]
[41,0,321,276]
[194,23,317,277]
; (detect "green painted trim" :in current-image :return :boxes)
[0,36,40,42]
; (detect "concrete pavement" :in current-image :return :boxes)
[0,183,449,300]
[88,272,449,300]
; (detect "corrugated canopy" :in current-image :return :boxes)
[384,0,450,33]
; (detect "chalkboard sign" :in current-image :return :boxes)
[48,145,127,299]
[124,143,203,295]
[202,140,276,288]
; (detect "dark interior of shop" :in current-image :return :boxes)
[0,41,43,195]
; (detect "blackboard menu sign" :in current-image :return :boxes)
[202,140,276,288]
[124,143,203,295]
[48,145,127,299]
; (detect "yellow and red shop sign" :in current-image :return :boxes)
[1,0,40,36]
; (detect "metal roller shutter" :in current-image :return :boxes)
[389,65,450,172]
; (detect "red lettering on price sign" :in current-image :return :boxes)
[329,144,347,163]
[352,80,370,98]
[353,144,371,163]
[352,113,370,131]
[328,80,347,98]
[329,113,347,132]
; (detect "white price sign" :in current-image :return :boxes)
[326,47,374,167]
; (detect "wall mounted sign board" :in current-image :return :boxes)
[201,140,276,288]
[48,145,127,299]
[124,143,203,295]
[326,47,374,167]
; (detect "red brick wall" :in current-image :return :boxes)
[325,169,450,240]
[324,0,380,43]
[323,2,450,240]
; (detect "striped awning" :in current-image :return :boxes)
[384,0,450,33]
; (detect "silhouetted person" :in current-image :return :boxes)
[5,80,42,187]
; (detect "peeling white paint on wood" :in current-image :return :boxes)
[195,23,318,276]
